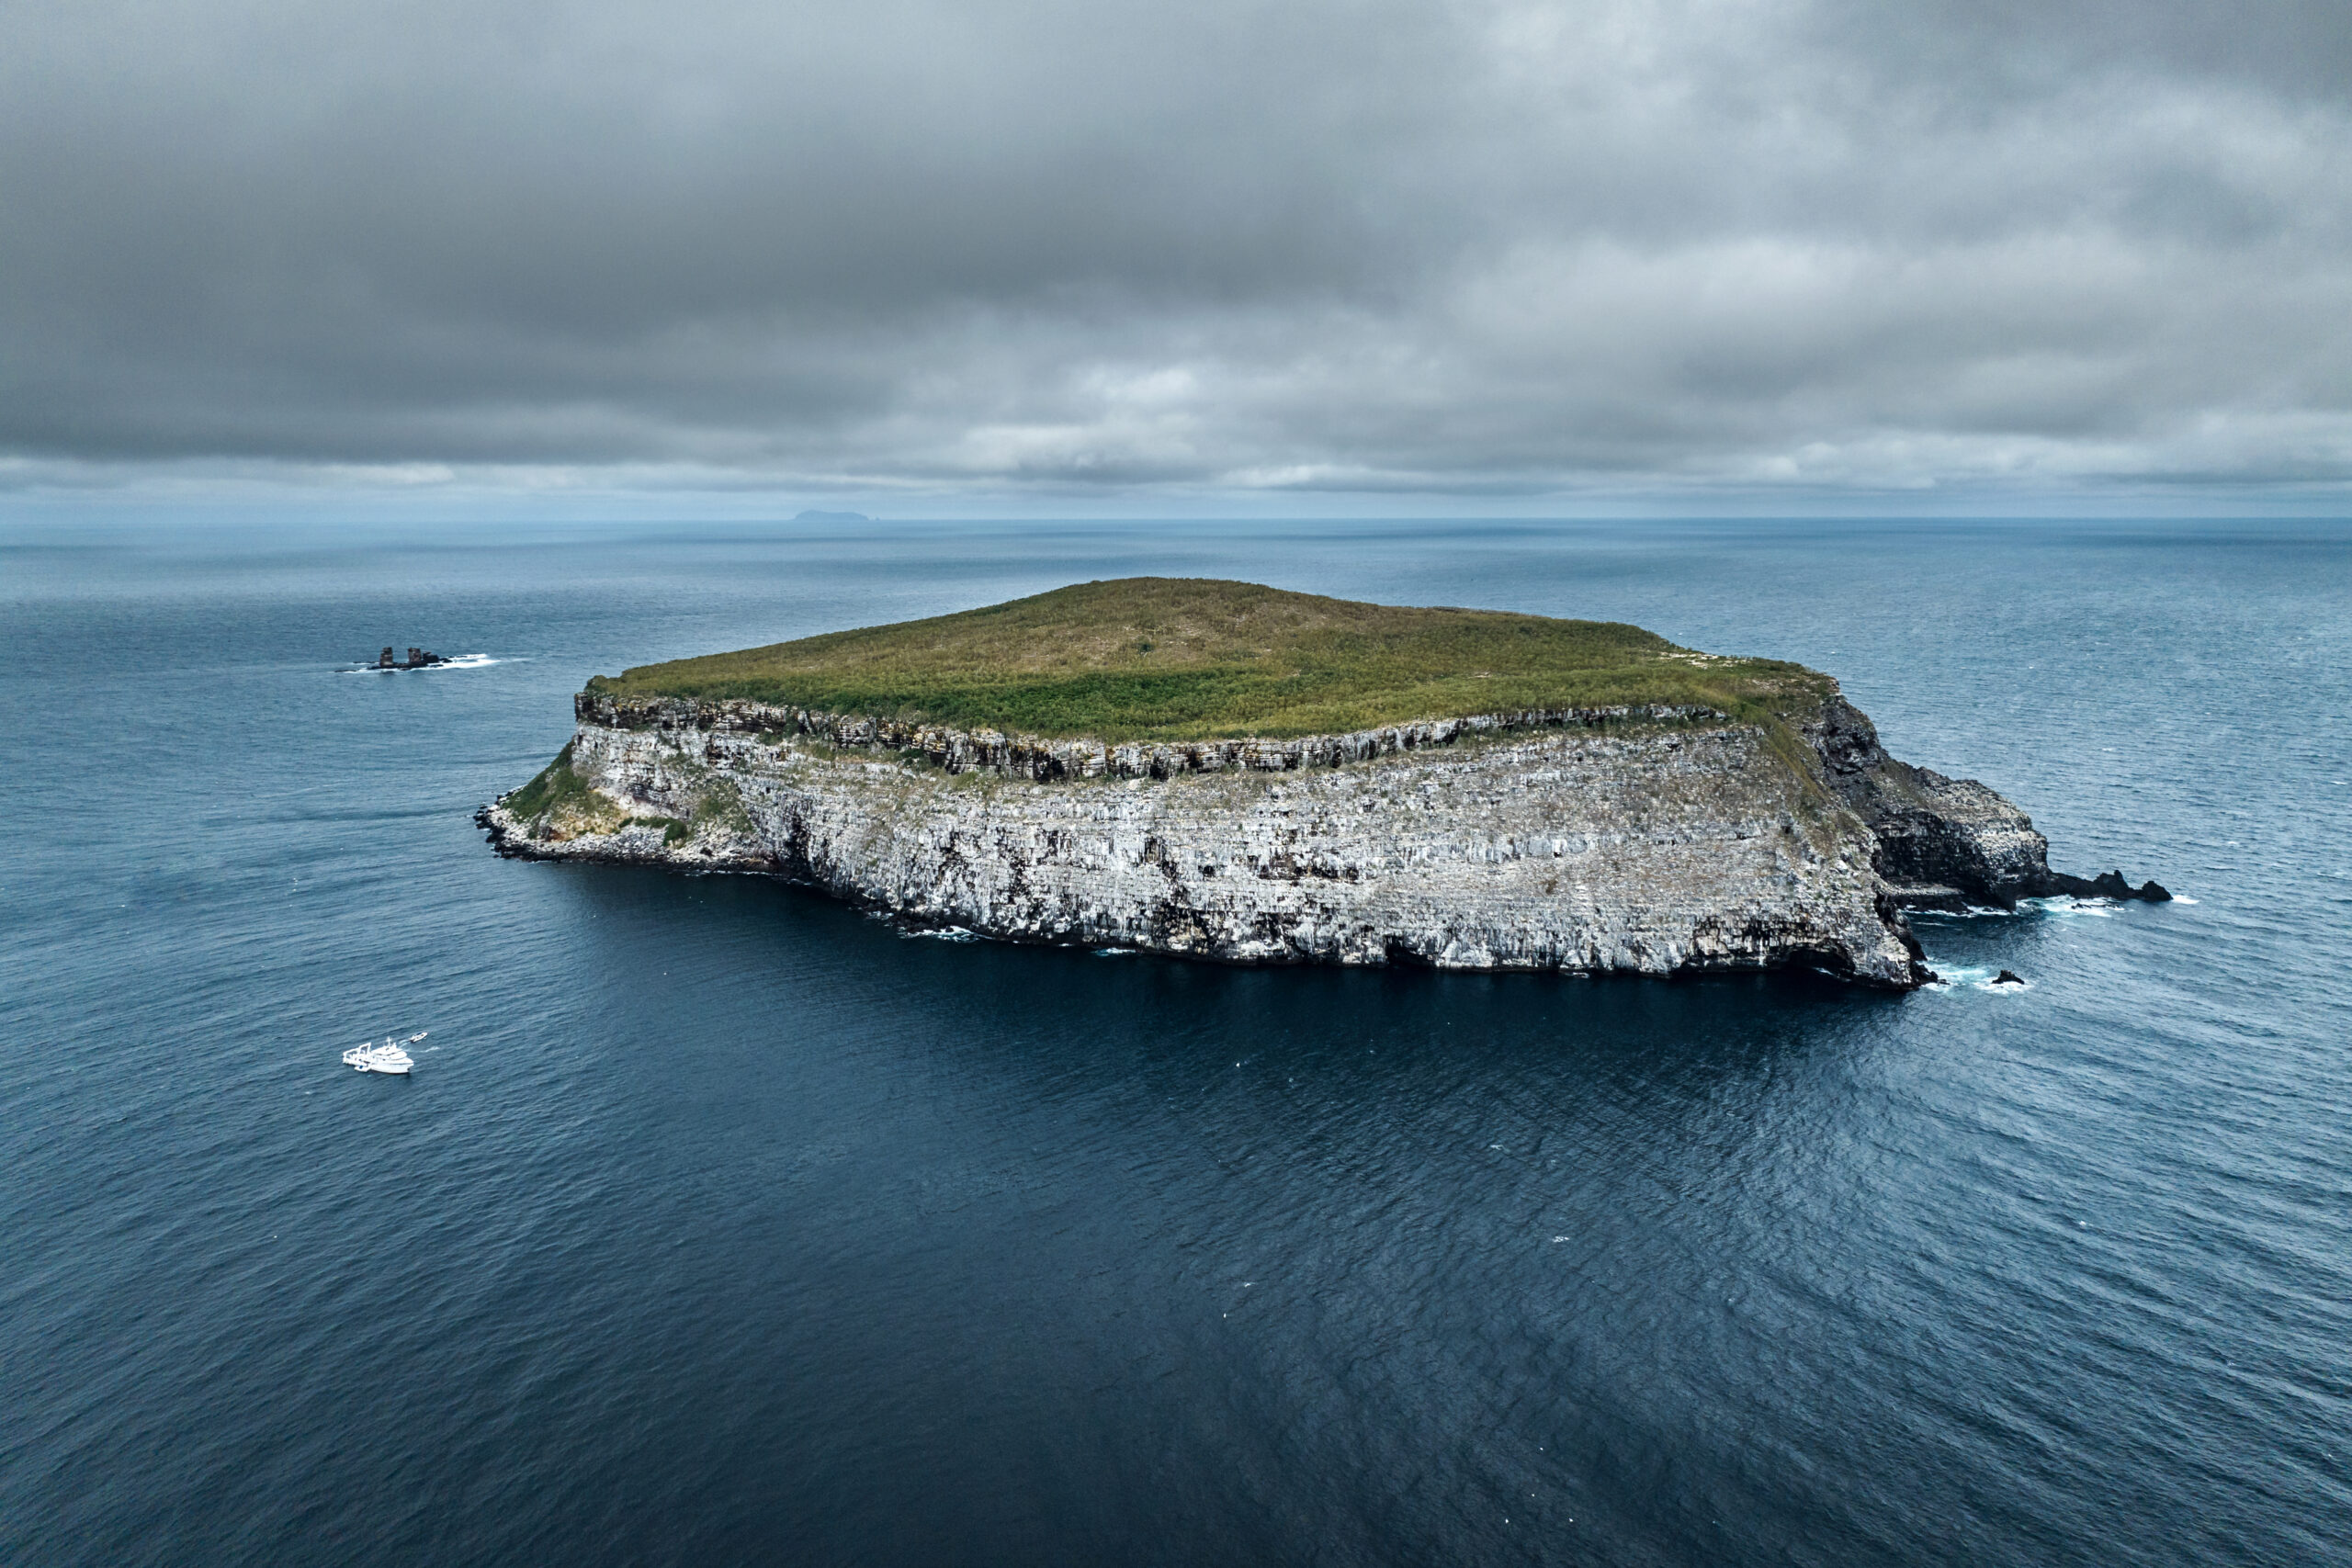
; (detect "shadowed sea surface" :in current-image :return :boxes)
[3,516,2348,1566]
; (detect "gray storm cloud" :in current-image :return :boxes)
[4,0,2348,499]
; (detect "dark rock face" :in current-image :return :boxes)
[1803,696,2164,908]
[2052,869,2172,903]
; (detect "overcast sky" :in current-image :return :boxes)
[6,0,2349,513]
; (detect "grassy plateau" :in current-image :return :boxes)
[585,579,1831,742]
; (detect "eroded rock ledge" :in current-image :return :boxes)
[1802,696,2170,911]
[575,691,1733,782]
[481,684,2163,989]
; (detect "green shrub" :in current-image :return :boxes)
[503,741,589,819]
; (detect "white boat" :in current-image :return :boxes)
[344,1032,425,1075]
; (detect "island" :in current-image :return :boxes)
[478,579,2164,987]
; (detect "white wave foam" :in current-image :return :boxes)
[1922,963,1984,991]
[2169,895,2199,905]
[907,925,979,942]
[1092,946,1138,957]
[2018,896,2118,918]
[337,653,499,672]
[1922,962,2030,993]
[1929,893,2168,921]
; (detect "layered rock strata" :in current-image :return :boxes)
[572,690,1735,782]
[481,686,2159,988]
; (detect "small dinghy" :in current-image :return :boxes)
[344,1032,425,1075]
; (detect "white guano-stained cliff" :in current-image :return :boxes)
[469,691,2084,988]
[481,580,2168,987]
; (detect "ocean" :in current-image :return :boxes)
[3,515,2347,1565]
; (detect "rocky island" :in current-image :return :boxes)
[479,579,2163,988]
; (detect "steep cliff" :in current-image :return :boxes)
[479,581,2160,988]
[1800,695,2169,910]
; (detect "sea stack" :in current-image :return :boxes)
[479,580,2154,988]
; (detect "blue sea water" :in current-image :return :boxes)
[2,515,2348,1566]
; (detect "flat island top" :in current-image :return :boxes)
[586,578,1827,741]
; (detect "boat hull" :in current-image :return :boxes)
[341,1035,421,1074]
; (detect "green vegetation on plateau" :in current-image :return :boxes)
[586,578,1830,742]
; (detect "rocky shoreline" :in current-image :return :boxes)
[481,683,2161,989]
